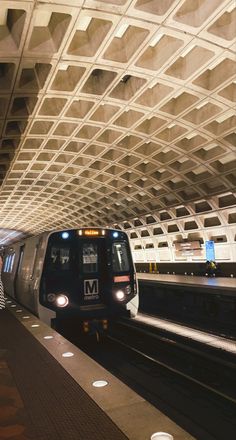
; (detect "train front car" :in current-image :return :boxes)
[39,228,139,333]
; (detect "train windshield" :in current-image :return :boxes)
[47,245,71,271]
[112,241,130,272]
[82,242,98,273]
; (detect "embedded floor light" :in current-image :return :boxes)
[44,335,54,339]
[151,433,173,440]
[22,316,30,319]
[16,309,22,312]
[62,352,74,357]
[31,324,40,328]
[10,304,16,307]
[92,380,108,388]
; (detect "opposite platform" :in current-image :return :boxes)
[137,273,236,293]
[0,302,195,440]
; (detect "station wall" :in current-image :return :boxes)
[113,194,236,265]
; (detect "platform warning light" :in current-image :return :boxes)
[62,352,74,358]
[150,433,173,440]
[62,231,69,239]
[92,380,108,388]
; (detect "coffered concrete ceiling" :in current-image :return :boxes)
[0,0,235,244]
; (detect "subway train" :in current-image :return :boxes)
[2,228,139,333]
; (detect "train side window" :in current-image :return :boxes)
[112,242,130,272]
[9,253,15,272]
[49,245,70,271]
[17,246,25,273]
[3,256,9,272]
[31,246,38,277]
[4,254,15,273]
[6,256,11,272]
[82,243,98,273]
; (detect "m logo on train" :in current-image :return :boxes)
[84,279,99,300]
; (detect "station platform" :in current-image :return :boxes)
[137,273,236,294]
[0,301,195,440]
[137,274,236,337]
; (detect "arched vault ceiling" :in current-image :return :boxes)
[0,0,235,238]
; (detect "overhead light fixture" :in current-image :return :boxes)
[227,1,235,12]
[185,131,197,139]
[195,100,209,109]
[0,9,7,25]
[172,90,182,98]
[148,79,158,89]
[77,16,92,31]
[208,58,224,70]
[34,10,52,27]
[59,64,69,71]
[115,23,129,38]
[216,110,234,123]
[181,44,195,58]
[149,33,164,47]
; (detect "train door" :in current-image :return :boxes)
[14,245,25,299]
[78,239,108,306]
[27,240,42,311]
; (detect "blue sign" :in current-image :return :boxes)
[205,240,215,261]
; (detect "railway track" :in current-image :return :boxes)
[72,317,236,440]
[110,316,236,402]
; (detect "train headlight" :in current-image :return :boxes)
[61,231,69,239]
[115,290,125,301]
[47,293,56,302]
[56,294,69,307]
